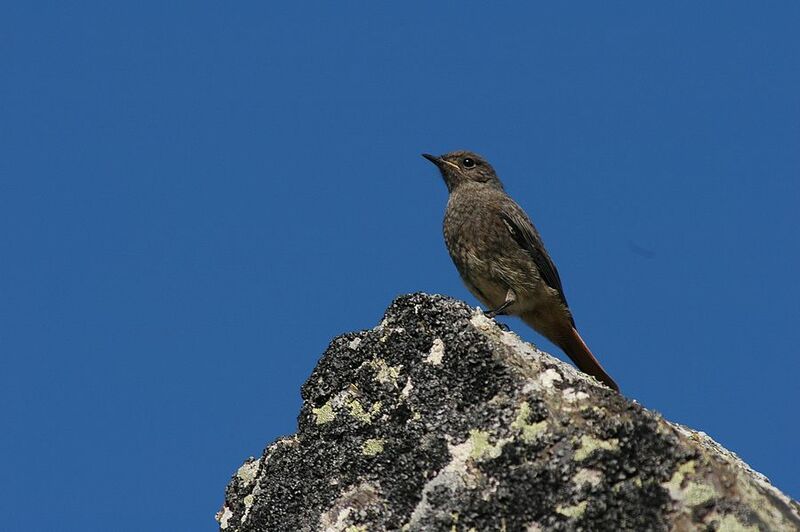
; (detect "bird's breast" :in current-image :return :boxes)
[443,192,554,312]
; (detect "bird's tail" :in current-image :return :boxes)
[558,327,619,392]
[523,314,620,392]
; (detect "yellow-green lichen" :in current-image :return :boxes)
[243,493,254,509]
[612,477,645,494]
[663,460,717,506]
[683,482,717,506]
[345,526,368,532]
[469,429,506,461]
[450,511,458,532]
[346,399,382,424]
[668,460,696,489]
[574,435,619,461]
[556,500,588,518]
[362,438,385,456]
[511,402,548,443]
[312,402,336,425]
[370,358,401,386]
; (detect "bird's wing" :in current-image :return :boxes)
[499,206,570,310]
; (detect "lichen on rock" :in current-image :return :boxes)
[218,293,800,531]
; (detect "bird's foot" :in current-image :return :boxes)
[482,310,510,331]
[485,296,514,319]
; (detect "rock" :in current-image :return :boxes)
[217,293,800,531]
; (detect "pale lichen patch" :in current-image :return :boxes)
[562,387,589,403]
[240,482,263,527]
[319,483,380,531]
[511,401,548,443]
[663,460,718,507]
[348,338,361,350]
[469,311,496,333]
[243,493,254,508]
[370,358,402,386]
[346,398,382,424]
[236,460,260,485]
[448,438,475,472]
[216,506,233,529]
[469,429,508,461]
[539,368,563,388]
[328,508,352,531]
[683,482,717,506]
[556,500,588,518]
[664,460,696,499]
[401,377,414,398]
[426,338,445,365]
[363,438,385,456]
[450,511,459,530]
[312,401,336,425]
[572,468,603,488]
[404,437,477,529]
[574,435,619,461]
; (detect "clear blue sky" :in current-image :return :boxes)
[1,3,798,530]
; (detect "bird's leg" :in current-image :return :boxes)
[485,289,516,318]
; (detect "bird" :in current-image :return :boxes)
[422,150,619,392]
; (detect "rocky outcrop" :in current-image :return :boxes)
[218,293,800,531]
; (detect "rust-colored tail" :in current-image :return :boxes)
[556,326,619,391]
[521,316,619,392]
[520,311,620,392]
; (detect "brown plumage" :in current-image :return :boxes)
[423,150,619,392]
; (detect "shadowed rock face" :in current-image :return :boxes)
[218,293,800,532]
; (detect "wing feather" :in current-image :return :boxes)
[499,208,570,311]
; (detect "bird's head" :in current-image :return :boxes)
[422,150,502,192]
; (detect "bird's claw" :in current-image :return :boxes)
[483,310,510,331]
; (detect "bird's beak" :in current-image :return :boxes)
[422,153,441,165]
[422,153,459,170]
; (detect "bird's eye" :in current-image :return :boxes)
[462,158,476,168]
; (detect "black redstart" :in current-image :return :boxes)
[423,150,619,392]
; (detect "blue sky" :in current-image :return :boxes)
[1,2,798,530]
